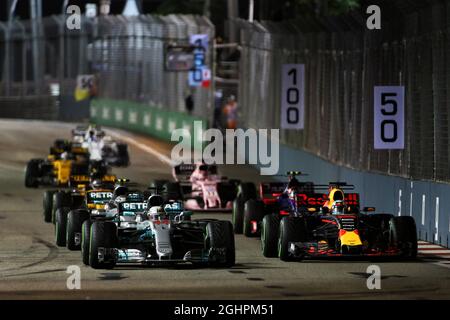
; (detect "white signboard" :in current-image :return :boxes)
[281,64,305,129]
[85,4,97,18]
[374,86,405,149]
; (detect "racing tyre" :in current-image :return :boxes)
[278,217,307,261]
[232,199,244,234]
[81,219,92,265]
[206,221,235,268]
[52,191,71,224]
[55,207,70,247]
[89,221,118,269]
[261,214,280,257]
[164,182,182,201]
[43,190,56,223]
[243,199,264,237]
[117,143,130,167]
[25,159,41,188]
[217,182,238,204]
[239,182,258,202]
[66,209,90,251]
[232,182,257,234]
[389,216,418,259]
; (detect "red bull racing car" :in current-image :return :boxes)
[258,177,418,261]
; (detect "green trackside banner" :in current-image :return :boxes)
[90,99,207,150]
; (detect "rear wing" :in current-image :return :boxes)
[86,190,113,207]
[173,163,196,183]
[70,175,90,186]
[259,181,315,200]
[296,192,360,208]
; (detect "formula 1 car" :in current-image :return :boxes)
[81,126,130,167]
[25,140,90,188]
[260,181,418,261]
[153,163,239,211]
[44,161,115,227]
[232,171,317,237]
[63,183,115,253]
[82,187,235,269]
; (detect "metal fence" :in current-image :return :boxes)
[236,0,450,183]
[0,14,214,119]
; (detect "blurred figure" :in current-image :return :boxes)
[213,89,223,129]
[185,91,194,115]
[223,95,238,129]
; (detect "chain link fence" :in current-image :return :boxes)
[0,14,214,119]
[236,1,450,183]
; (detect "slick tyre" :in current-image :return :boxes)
[233,182,257,234]
[243,199,263,237]
[66,209,90,251]
[390,216,418,259]
[261,214,280,258]
[81,219,92,266]
[278,217,306,261]
[206,221,235,268]
[52,191,71,224]
[25,159,41,188]
[55,207,70,247]
[89,221,118,269]
[43,190,56,223]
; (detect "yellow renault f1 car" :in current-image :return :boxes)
[25,140,89,188]
[56,181,116,251]
[262,182,418,261]
[42,165,116,225]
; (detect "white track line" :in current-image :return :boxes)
[106,129,174,166]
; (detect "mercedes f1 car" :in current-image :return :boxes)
[81,185,235,269]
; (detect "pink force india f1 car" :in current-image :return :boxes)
[151,163,240,212]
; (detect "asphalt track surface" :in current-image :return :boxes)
[0,119,450,300]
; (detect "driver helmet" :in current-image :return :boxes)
[197,163,209,179]
[91,179,103,190]
[148,206,165,219]
[60,152,69,160]
[331,200,347,215]
[287,176,301,190]
[113,186,128,198]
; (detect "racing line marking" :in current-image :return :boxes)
[106,129,173,166]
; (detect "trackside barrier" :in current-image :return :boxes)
[90,99,206,150]
[245,140,450,249]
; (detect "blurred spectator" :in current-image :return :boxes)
[223,95,238,129]
[213,89,223,129]
[185,92,194,115]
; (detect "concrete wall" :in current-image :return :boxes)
[90,98,207,150]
